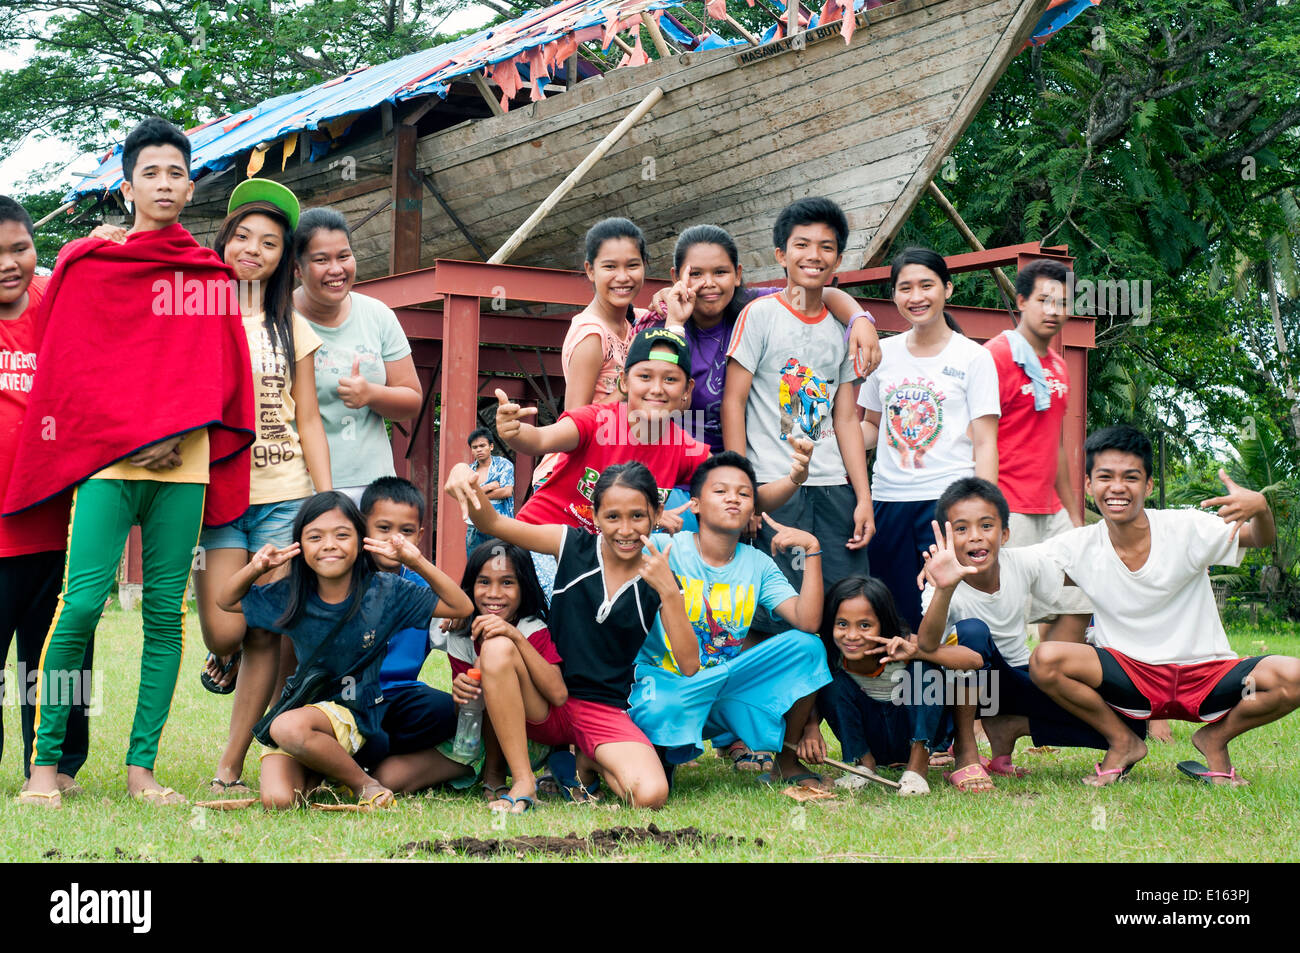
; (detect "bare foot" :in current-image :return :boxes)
[1082,735,1148,787]
[1189,726,1250,786]
[1149,719,1173,744]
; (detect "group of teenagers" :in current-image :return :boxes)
[2,116,1299,815]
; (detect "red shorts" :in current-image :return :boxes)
[1096,648,1262,723]
[526,697,652,760]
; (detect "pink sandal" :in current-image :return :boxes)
[1177,760,1248,786]
[1083,762,1132,786]
[987,755,1030,778]
[944,762,994,792]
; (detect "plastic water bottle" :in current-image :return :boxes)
[452,668,484,761]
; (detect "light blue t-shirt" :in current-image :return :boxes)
[304,292,413,488]
[638,532,798,674]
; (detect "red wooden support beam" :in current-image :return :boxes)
[389,125,422,274]
[435,292,481,583]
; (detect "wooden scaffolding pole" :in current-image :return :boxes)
[489,86,666,264]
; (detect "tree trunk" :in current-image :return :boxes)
[1266,256,1300,445]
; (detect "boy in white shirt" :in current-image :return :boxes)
[917,478,1141,792]
[1030,425,1300,786]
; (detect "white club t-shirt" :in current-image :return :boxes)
[1031,509,1244,665]
[920,547,1064,667]
[858,332,1001,501]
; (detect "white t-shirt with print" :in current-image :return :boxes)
[920,546,1064,667]
[858,332,1000,501]
[1031,509,1243,665]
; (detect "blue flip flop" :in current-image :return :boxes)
[537,750,601,803]
[489,793,535,813]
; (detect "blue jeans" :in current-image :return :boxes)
[465,526,493,557]
[818,662,950,765]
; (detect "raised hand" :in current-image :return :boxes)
[663,279,696,326]
[761,512,817,559]
[787,435,814,486]
[250,541,301,576]
[337,356,372,409]
[882,634,919,663]
[443,461,483,521]
[657,499,693,534]
[1201,469,1268,540]
[363,532,421,567]
[494,387,537,443]
[638,535,677,595]
[921,519,979,591]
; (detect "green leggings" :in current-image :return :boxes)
[32,479,205,770]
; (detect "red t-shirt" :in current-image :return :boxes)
[448,616,562,679]
[985,333,1070,514]
[0,275,71,557]
[516,401,708,533]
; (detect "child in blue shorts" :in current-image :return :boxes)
[628,451,833,791]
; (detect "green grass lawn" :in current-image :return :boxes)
[3,609,1298,862]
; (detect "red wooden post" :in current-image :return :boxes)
[389,125,421,275]
[436,292,481,583]
[1064,344,1089,509]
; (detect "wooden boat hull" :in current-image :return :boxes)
[185,0,1048,282]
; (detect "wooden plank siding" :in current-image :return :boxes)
[156,0,1044,282]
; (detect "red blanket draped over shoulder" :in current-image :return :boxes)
[2,224,254,526]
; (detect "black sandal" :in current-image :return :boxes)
[200,651,241,695]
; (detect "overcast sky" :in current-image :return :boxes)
[0,4,494,197]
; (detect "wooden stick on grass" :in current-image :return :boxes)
[782,742,902,789]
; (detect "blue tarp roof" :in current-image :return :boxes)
[66,0,1099,202]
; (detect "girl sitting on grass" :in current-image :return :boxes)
[218,491,471,810]
[446,461,699,809]
[447,540,567,814]
[816,576,981,796]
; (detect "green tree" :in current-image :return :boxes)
[0,0,459,157]
[892,0,1300,442]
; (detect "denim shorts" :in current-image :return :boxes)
[199,497,307,551]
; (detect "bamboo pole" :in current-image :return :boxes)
[641,12,673,57]
[609,32,637,56]
[926,181,1018,302]
[32,200,76,229]
[725,13,760,43]
[488,86,665,265]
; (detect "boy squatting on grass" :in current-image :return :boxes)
[627,450,835,791]
[1028,426,1300,786]
[916,477,1148,793]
